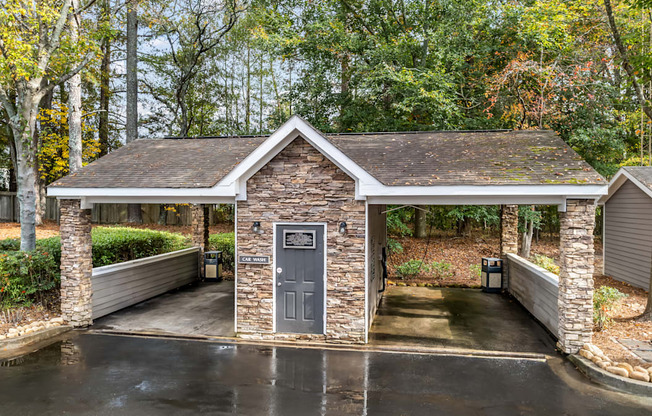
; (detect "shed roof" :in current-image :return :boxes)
[50,129,603,189]
[622,166,652,191]
[599,166,652,205]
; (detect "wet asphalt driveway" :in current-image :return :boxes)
[1,333,651,415]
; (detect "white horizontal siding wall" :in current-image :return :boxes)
[91,247,199,319]
[506,253,559,337]
[367,204,387,328]
[604,180,652,289]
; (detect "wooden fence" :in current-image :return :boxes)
[91,247,199,320]
[0,192,227,226]
[506,253,559,337]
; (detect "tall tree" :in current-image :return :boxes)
[68,0,83,173]
[126,0,142,223]
[141,0,242,136]
[98,0,112,156]
[0,0,94,250]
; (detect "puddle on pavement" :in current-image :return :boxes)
[0,337,83,368]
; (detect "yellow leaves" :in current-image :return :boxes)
[37,100,101,182]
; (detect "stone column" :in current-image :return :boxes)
[500,205,519,289]
[558,199,596,354]
[60,199,93,327]
[191,204,210,277]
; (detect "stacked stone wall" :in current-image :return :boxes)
[191,204,210,278]
[558,199,596,354]
[500,204,519,289]
[236,137,366,343]
[59,199,93,327]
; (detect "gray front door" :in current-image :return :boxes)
[275,224,325,334]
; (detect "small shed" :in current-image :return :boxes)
[600,166,652,289]
[48,115,607,353]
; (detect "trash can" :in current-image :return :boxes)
[204,251,223,282]
[481,257,502,293]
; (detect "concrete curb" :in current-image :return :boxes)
[0,326,71,355]
[89,329,550,361]
[568,354,652,396]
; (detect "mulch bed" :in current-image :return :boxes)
[0,297,60,336]
[0,221,234,240]
[592,275,652,367]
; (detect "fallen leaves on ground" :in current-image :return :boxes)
[387,230,560,287]
[593,275,652,367]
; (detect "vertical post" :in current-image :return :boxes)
[558,199,596,354]
[59,199,93,327]
[191,204,210,278]
[500,205,519,289]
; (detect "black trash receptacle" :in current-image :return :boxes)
[481,257,503,293]
[204,251,223,282]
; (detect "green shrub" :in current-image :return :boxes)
[469,263,482,279]
[208,232,235,271]
[387,208,413,237]
[387,238,403,255]
[0,250,60,309]
[91,227,189,267]
[430,260,453,279]
[395,259,428,279]
[531,254,560,275]
[594,286,626,331]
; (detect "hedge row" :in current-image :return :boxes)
[0,227,191,309]
[208,232,235,271]
[0,228,237,309]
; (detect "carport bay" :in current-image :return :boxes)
[48,115,607,354]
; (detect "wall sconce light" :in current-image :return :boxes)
[252,221,263,234]
[338,221,347,235]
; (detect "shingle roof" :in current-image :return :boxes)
[328,130,604,186]
[49,129,604,189]
[622,166,652,192]
[50,137,265,188]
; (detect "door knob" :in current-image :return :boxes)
[277,282,282,287]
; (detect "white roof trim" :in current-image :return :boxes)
[598,168,652,205]
[216,115,382,200]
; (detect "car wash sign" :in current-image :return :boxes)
[239,255,271,264]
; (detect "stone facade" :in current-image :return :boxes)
[191,204,210,278]
[558,199,596,354]
[191,204,210,251]
[500,204,519,289]
[236,137,366,343]
[59,199,93,327]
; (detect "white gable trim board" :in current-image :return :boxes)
[48,115,608,205]
[598,167,652,205]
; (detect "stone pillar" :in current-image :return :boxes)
[60,199,93,327]
[191,204,210,277]
[558,199,596,354]
[500,205,519,289]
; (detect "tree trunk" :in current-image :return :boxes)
[98,0,111,157]
[126,0,142,223]
[12,104,39,251]
[127,204,142,224]
[520,207,535,258]
[245,43,251,133]
[414,206,428,238]
[603,0,652,122]
[643,263,652,319]
[158,204,168,225]
[68,0,83,174]
[126,0,138,143]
